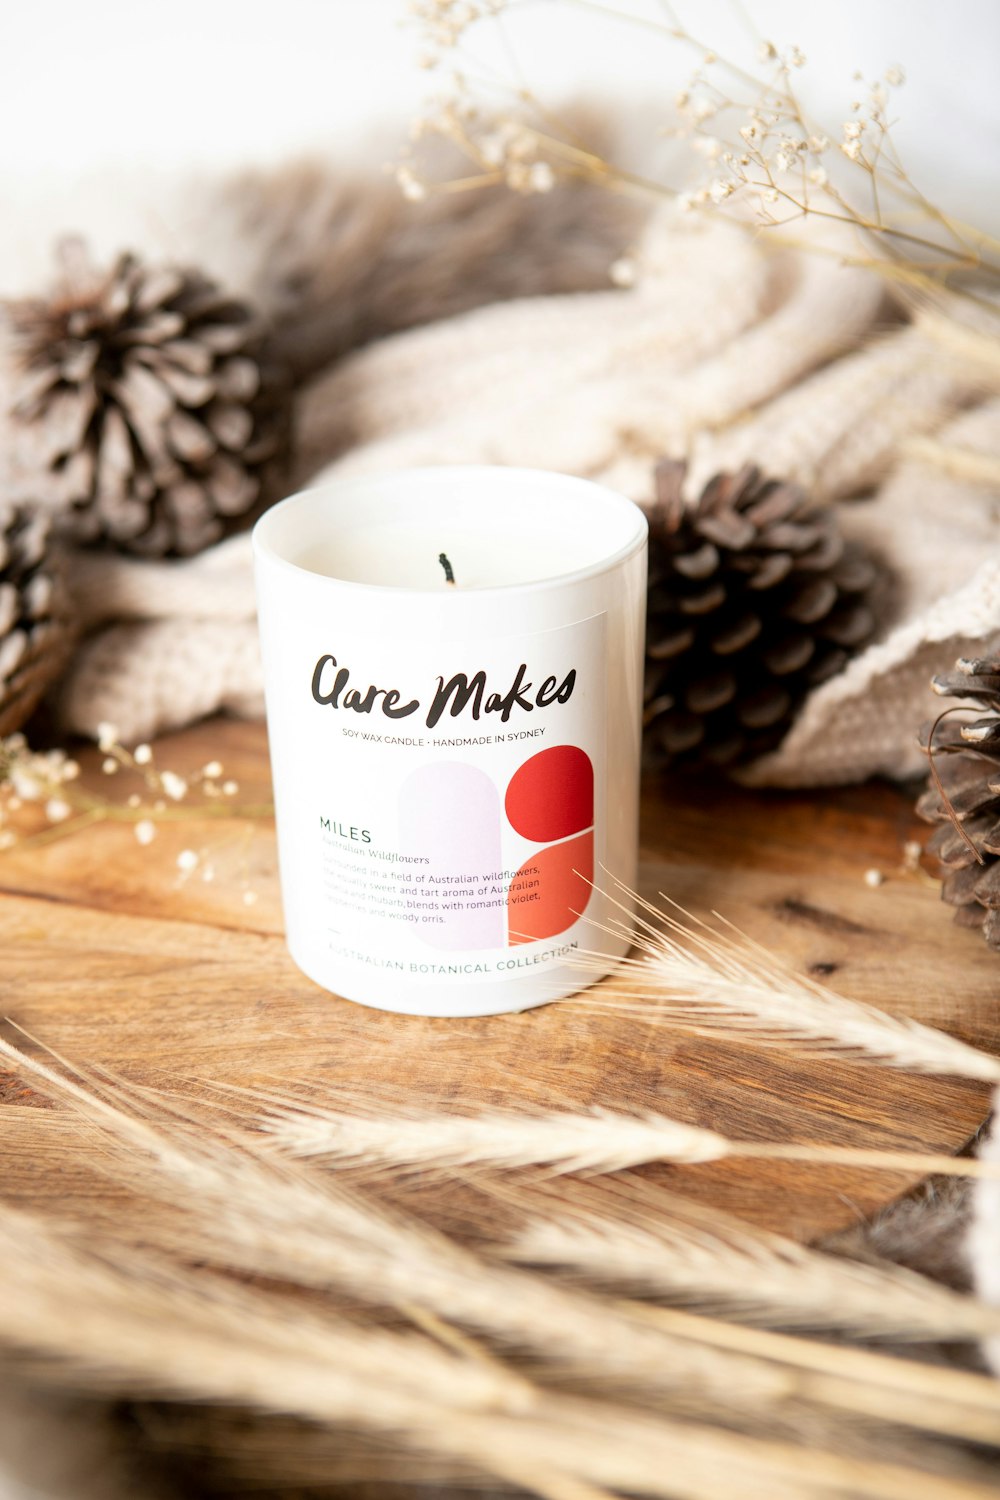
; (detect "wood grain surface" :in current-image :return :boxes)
[1,717,997,1241]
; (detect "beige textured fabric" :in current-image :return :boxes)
[55,210,1000,783]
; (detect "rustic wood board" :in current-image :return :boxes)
[1,717,997,1241]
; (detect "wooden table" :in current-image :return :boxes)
[2,718,997,1241]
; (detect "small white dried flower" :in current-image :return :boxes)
[160,771,188,802]
[843,121,864,140]
[708,178,734,204]
[841,139,863,161]
[692,135,722,159]
[10,771,41,801]
[242,889,259,907]
[788,46,806,68]
[127,794,141,809]
[773,149,793,172]
[808,167,828,186]
[808,133,830,154]
[885,64,905,87]
[44,798,71,823]
[902,839,923,871]
[609,256,637,288]
[133,744,153,766]
[202,761,223,780]
[62,760,80,781]
[96,722,119,752]
[479,133,505,166]
[222,779,240,797]
[692,98,716,122]
[176,849,199,873]
[864,868,884,889]
[757,40,777,62]
[396,166,427,202]
[763,189,779,203]
[527,161,555,193]
[134,820,156,846]
[102,757,119,776]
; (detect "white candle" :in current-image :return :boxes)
[253,466,648,1018]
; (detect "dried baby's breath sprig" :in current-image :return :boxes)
[401,2,1000,305]
[0,723,271,853]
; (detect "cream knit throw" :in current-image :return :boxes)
[56,212,1000,785]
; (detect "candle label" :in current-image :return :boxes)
[297,612,607,982]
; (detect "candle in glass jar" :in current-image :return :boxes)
[253,465,648,1018]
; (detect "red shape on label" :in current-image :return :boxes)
[504,745,594,843]
[508,831,593,946]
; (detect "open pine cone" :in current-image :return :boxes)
[0,503,71,736]
[916,640,1000,949]
[645,461,880,768]
[5,240,291,557]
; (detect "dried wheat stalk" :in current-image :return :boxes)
[3,1206,999,1500]
[0,1038,801,1415]
[5,1038,1000,1451]
[259,1098,1000,1181]
[497,1172,1000,1343]
[6,1098,996,1350]
[577,892,1000,1081]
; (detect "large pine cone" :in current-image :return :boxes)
[5,240,291,557]
[645,461,880,767]
[916,641,1000,949]
[0,503,71,736]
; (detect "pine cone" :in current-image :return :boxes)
[916,640,1000,950]
[0,503,71,736]
[5,239,291,557]
[645,461,880,767]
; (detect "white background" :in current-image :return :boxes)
[0,0,997,286]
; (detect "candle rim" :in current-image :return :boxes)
[253,464,648,597]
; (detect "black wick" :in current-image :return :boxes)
[438,552,456,586]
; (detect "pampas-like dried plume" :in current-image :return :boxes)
[6,1039,1000,1454]
[216,134,644,387]
[579,893,1000,1082]
[259,1099,1000,1182]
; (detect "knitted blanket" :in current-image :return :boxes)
[55,209,1000,784]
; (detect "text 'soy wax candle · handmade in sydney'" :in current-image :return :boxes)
[253,466,648,1017]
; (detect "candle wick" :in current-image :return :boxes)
[438,552,456,587]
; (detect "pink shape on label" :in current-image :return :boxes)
[398,762,503,950]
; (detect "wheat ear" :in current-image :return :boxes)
[0,1037,804,1415]
[6,1039,1000,1451]
[575,889,1000,1081]
[0,1206,870,1500]
[259,1099,1000,1181]
[12,1207,998,1500]
[498,1171,1000,1342]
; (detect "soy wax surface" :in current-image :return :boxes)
[295,525,600,590]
